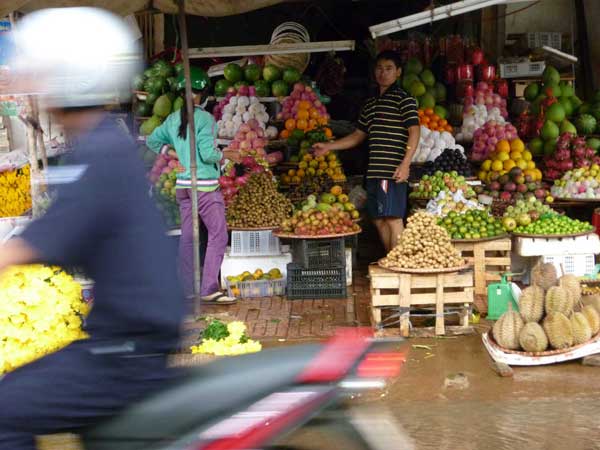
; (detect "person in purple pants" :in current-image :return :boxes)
[147,67,238,303]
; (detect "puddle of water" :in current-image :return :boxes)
[392,397,600,450]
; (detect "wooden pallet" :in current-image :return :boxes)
[369,265,474,336]
[453,237,511,299]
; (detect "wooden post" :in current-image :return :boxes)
[435,274,445,335]
[177,0,202,298]
[25,97,41,218]
[399,274,411,337]
[31,98,47,170]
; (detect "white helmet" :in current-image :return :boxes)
[10,7,141,108]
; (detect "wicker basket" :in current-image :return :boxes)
[264,22,310,74]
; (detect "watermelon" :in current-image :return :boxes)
[244,64,262,82]
[132,74,145,91]
[214,79,232,97]
[145,92,159,106]
[224,63,243,83]
[263,64,282,83]
[144,77,166,95]
[136,101,151,117]
[254,80,270,97]
[152,60,173,79]
[234,81,249,90]
[576,114,598,135]
[143,68,155,79]
[272,80,289,97]
[282,67,301,84]
[174,63,184,76]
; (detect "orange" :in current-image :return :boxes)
[280,129,290,139]
[446,125,453,132]
[429,121,438,129]
[503,159,516,171]
[496,139,510,153]
[285,118,296,131]
[324,128,333,138]
[425,108,434,116]
[318,117,328,126]
[296,110,309,120]
[421,116,430,125]
[287,169,296,177]
[298,100,311,110]
[296,119,308,130]
[309,108,320,119]
[440,119,448,126]
[418,109,425,117]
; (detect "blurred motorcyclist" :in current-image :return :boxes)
[0,8,185,449]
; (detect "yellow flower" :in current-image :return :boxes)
[0,264,89,374]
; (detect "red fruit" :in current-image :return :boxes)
[500,191,512,201]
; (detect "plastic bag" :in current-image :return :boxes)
[348,185,368,211]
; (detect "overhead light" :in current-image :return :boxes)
[542,46,578,64]
[369,0,537,38]
[189,40,355,59]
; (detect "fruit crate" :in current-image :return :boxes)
[230,230,281,257]
[453,237,512,298]
[225,278,286,299]
[292,238,345,268]
[499,61,545,79]
[540,254,596,277]
[369,265,474,337]
[286,263,347,300]
[220,252,292,286]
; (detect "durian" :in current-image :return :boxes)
[531,261,557,290]
[545,286,573,316]
[493,304,524,350]
[543,312,573,349]
[518,285,545,323]
[581,304,600,335]
[519,322,548,352]
[559,274,582,304]
[570,312,592,345]
[582,294,600,314]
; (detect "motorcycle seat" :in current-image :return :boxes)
[82,343,322,449]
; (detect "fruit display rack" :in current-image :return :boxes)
[511,230,596,239]
[369,264,474,337]
[452,237,512,303]
[274,230,361,240]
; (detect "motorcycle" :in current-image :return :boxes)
[82,328,409,450]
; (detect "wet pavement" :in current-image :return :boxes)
[344,334,600,450]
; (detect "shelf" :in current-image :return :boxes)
[509,75,576,83]
[189,40,355,59]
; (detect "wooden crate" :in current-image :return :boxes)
[453,238,511,298]
[369,265,474,336]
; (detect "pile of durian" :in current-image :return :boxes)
[493,262,600,353]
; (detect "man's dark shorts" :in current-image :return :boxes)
[366,179,408,219]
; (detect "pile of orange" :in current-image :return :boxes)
[279,100,330,139]
[418,108,453,133]
[280,122,333,140]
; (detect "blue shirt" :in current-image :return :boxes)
[21,116,184,352]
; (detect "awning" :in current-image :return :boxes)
[0,0,298,19]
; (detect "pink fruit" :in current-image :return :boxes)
[246,131,258,141]
[252,138,266,148]
[248,86,256,97]
[247,119,260,130]
[293,83,305,92]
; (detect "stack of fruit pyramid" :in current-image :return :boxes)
[478,138,542,184]
[493,262,600,352]
[282,151,345,185]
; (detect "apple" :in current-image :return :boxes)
[517,213,532,226]
[502,217,517,231]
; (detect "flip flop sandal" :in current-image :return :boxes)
[201,292,237,304]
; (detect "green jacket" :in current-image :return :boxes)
[147,108,222,191]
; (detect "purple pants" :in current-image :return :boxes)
[176,189,228,297]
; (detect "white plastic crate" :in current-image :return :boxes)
[499,61,545,79]
[345,248,353,287]
[540,254,596,277]
[225,278,286,298]
[230,230,281,256]
[220,252,292,286]
[514,234,600,257]
[527,32,562,50]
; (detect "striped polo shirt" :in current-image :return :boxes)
[357,85,419,180]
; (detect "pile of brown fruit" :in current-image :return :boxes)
[380,211,464,269]
[227,173,293,228]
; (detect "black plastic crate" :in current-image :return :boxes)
[292,238,345,269]
[286,263,347,299]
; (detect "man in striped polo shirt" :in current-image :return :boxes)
[314,51,420,251]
